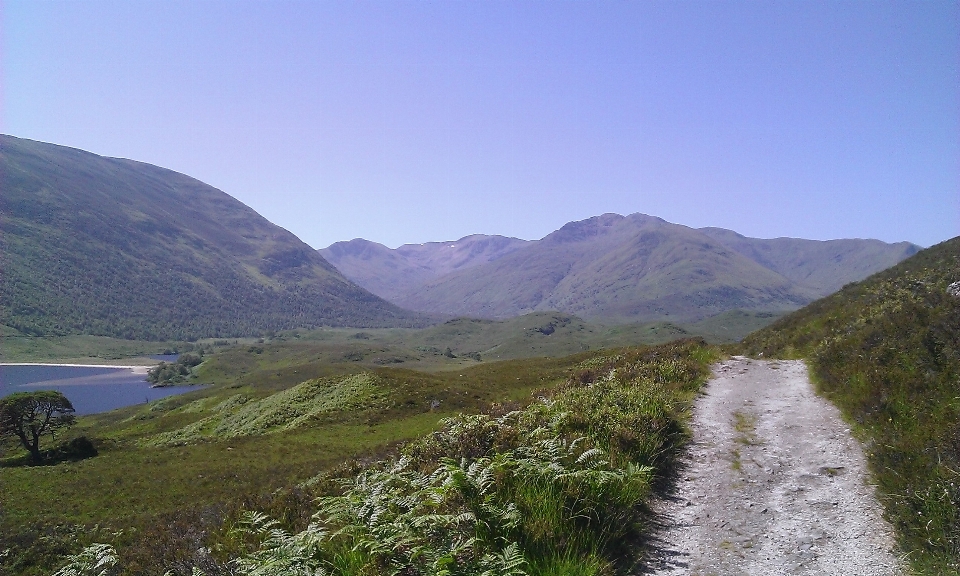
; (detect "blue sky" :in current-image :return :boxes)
[3,1,957,248]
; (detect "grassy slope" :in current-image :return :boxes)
[0,135,423,340]
[741,236,960,574]
[221,339,716,576]
[0,352,585,575]
[3,339,716,576]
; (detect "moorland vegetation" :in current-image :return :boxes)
[1,135,947,575]
[1,339,714,576]
[743,236,960,574]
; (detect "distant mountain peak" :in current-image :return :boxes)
[321,212,920,325]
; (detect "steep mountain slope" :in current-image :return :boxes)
[0,135,425,340]
[741,237,960,572]
[698,227,920,294]
[320,239,435,302]
[321,234,528,302]
[325,213,919,324]
[534,217,818,322]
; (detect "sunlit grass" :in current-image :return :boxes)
[12,339,716,575]
[742,236,960,574]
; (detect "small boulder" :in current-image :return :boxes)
[948,281,960,298]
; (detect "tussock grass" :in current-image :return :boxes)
[146,373,381,445]
[742,236,960,574]
[14,340,715,575]
[206,339,714,575]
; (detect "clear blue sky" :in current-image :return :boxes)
[3,1,957,248]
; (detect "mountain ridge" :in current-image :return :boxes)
[322,212,920,324]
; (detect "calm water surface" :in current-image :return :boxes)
[0,365,196,415]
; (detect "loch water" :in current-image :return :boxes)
[0,364,196,415]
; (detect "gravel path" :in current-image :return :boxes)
[640,356,904,575]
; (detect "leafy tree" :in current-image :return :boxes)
[146,351,203,385]
[0,391,76,462]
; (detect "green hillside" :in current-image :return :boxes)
[698,226,919,294]
[742,236,960,573]
[0,136,426,340]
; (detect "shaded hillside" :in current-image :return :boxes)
[0,136,426,340]
[698,227,920,294]
[321,234,528,302]
[742,237,960,573]
[324,213,917,324]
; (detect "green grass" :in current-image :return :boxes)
[741,236,960,574]
[0,332,177,363]
[7,339,716,575]
[0,347,596,574]
[732,410,759,446]
[685,310,784,343]
[200,339,715,575]
[0,307,766,370]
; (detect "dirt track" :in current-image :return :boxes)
[640,356,904,575]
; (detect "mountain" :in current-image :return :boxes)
[696,227,919,294]
[741,237,960,569]
[320,235,529,302]
[0,135,426,340]
[323,213,919,324]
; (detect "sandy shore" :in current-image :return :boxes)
[0,363,154,375]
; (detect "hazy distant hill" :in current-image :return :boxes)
[323,213,920,323]
[0,135,425,340]
[320,235,528,302]
[697,227,919,294]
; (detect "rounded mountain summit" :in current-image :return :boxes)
[0,135,428,341]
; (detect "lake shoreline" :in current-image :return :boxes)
[0,362,154,375]
[1,363,194,414]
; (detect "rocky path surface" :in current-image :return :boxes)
[640,356,904,575]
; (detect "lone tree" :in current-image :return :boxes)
[0,391,76,462]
